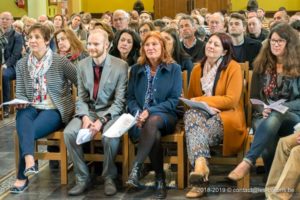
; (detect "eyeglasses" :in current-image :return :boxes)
[270,39,286,46]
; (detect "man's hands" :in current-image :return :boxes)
[82,116,103,138]
[136,109,149,128]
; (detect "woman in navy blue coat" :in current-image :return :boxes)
[126,31,182,199]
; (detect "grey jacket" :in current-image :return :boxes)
[16,53,77,124]
[76,55,128,119]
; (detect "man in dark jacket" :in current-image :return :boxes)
[228,13,261,69]
[179,15,205,63]
[0,11,23,117]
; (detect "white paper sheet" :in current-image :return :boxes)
[0,98,31,107]
[103,111,139,138]
[76,129,93,145]
[179,97,216,115]
[250,98,288,114]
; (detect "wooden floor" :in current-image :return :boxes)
[0,115,295,200]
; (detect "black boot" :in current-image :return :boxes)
[154,173,167,199]
[126,162,143,188]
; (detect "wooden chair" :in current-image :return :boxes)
[84,133,130,185]
[128,70,188,190]
[13,84,78,184]
[208,62,250,189]
[242,70,264,188]
[14,130,68,184]
[0,67,3,120]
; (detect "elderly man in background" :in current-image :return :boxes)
[112,9,130,32]
[0,11,23,118]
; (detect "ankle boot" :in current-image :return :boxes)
[154,173,167,199]
[126,162,143,188]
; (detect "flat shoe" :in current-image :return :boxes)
[24,165,39,177]
[10,179,29,194]
[186,187,205,198]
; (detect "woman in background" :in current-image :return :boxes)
[110,29,141,66]
[161,27,194,81]
[54,28,88,65]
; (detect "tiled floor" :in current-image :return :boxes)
[0,116,294,200]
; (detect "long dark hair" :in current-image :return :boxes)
[110,29,141,66]
[161,27,191,66]
[200,32,235,71]
[253,22,300,77]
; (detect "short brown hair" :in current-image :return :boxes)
[28,23,51,42]
[230,12,247,27]
[138,31,174,65]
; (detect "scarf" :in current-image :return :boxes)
[201,57,223,96]
[28,48,53,103]
[143,64,160,109]
[263,68,278,98]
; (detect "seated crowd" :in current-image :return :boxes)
[0,4,300,200]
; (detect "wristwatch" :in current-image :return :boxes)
[99,116,107,125]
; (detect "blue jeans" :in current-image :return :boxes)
[2,66,16,103]
[16,106,63,180]
[245,111,300,173]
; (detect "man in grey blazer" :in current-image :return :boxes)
[64,29,128,196]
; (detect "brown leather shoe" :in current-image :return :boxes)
[186,187,205,198]
[228,160,251,181]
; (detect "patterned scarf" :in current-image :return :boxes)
[201,57,223,96]
[263,68,277,98]
[28,48,53,103]
[143,64,160,109]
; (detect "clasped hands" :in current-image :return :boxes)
[82,116,103,137]
[136,109,149,128]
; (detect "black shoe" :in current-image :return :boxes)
[24,165,38,177]
[126,162,143,188]
[154,174,167,199]
[10,179,29,194]
[104,178,117,196]
[68,181,90,196]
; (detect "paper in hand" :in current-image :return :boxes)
[179,97,216,115]
[103,111,139,138]
[0,98,31,107]
[76,129,93,145]
[250,98,288,114]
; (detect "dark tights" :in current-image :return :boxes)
[135,115,164,176]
